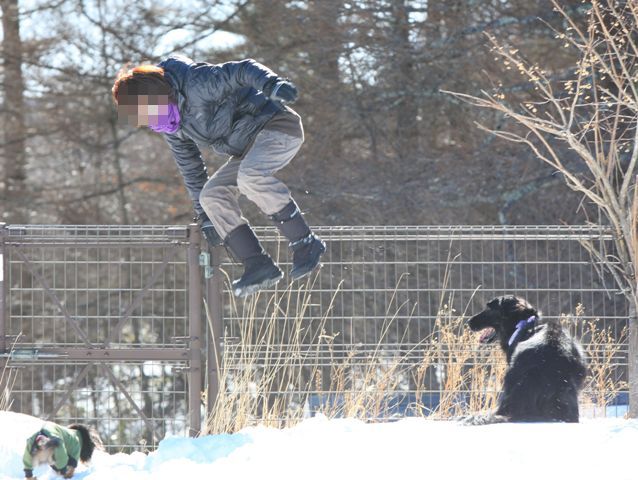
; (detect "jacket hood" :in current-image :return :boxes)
[158,55,194,108]
[159,55,194,87]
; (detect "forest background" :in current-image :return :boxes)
[0,0,594,227]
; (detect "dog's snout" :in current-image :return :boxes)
[468,312,486,331]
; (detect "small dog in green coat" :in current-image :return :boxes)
[23,422,103,479]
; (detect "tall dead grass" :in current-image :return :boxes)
[0,337,19,411]
[204,273,335,433]
[427,305,506,419]
[562,304,628,417]
[203,285,626,434]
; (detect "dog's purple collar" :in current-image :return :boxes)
[508,315,537,347]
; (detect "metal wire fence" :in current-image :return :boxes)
[1,225,198,451]
[1,225,630,450]
[218,225,629,420]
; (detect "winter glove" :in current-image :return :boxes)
[197,213,223,247]
[264,78,298,104]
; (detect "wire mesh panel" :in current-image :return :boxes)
[216,226,629,422]
[1,225,196,451]
[8,360,189,451]
[1,224,630,444]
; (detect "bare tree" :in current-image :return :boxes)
[1,0,27,222]
[306,0,344,163]
[389,0,419,161]
[447,0,638,415]
[1,0,590,226]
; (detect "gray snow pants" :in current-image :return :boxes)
[199,109,304,240]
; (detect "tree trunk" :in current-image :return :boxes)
[629,299,638,417]
[307,0,343,163]
[1,0,27,222]
[109,118,130,224]
[391,1,419,161]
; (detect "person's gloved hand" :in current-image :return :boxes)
[62,466,75,479]
[265,78,298,104]
[197,213,223,247]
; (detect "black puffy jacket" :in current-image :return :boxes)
[158,55,285,216]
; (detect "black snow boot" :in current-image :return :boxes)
[225,224,283,297]
[271,200,326,281]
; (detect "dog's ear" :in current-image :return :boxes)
[513,297,538,318]
[487,297,501,309]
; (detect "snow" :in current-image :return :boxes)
[1,410,637,480]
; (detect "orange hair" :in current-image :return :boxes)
[112,64,172,104]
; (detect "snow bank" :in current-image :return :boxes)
[1,411,636,480]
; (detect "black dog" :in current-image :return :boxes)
[463,295,587,424]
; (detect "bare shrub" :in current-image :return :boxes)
[445,0,638,415]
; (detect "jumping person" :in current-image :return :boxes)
[112,55,326,297]
[23,422,103,479]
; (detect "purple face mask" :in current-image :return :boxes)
[148,103,181,134]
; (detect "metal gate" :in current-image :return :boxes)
[0,224,205,451]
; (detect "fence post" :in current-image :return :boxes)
[0,223,8,406]
[629,302,638,418]
[187,224,203,436]
[0,223,6,354]
[205,245,224,417]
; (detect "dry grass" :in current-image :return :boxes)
[428,306,506,419]
[0,337,19,411]
[203,285,626,434]
[204,273,335,433]
[562,304,628,416]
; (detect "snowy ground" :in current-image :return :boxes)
[1,411,636,480]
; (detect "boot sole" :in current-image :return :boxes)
[290,240,326,281]
[234,272,284,298]
[291,262,323,281]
